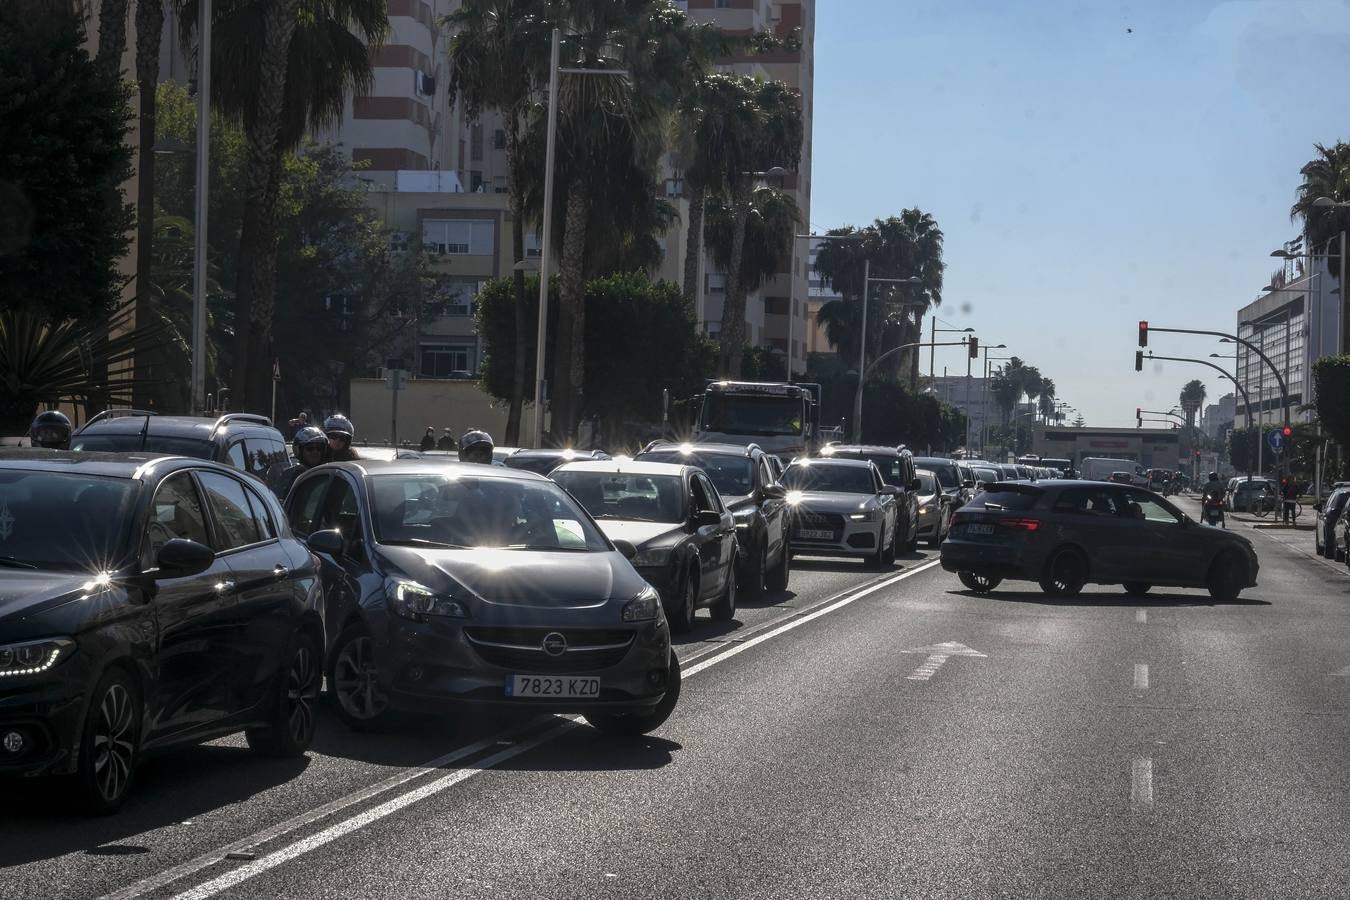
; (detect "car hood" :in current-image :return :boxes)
[377,546,647,610]
[0,570,118,633]
[594,520,685,549]
[787,491,878,514]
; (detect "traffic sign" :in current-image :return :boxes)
[1267,429,1285,453]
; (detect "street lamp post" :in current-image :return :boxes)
[930,323,973,380]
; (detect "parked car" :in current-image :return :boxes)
[502,448,611,475]
[0,451,323,813]
[635,441,791,597]
[914,468,953,548]
[819,445,921,552]
[71,411,291,493]
[914,455,976,509]
[779,458,900,568]
[1229,478,1276,512]
[1108,472,1134,485]
[283,460,679,736]
[552,460,739,631]
[940,480,1259,600]
[1314,487,1350,560]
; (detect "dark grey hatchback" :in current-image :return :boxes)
[940,481,1259,601]
[285,461,678,736]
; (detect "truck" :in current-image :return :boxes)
[693,380,821,459]
[1079,456,1148,486]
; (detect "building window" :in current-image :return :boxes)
[389,231,410,255]
[715,0,732,7]
[324,294,353,332]
[764,296,789,315]
[492,128,506,150]
[469,170,484,192]
[431,279,478,316]
[493,174,507,194]
[525,231,542,258]
[422,219,495,256]
[471,123,483,161]
[706,272,726,295]
[420,344,472,377]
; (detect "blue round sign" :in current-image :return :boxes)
[1267,429,1285,452]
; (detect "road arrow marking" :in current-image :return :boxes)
[901,641,986,681]
[1331,665,1350,677]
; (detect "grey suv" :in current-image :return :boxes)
[821,444,921,552]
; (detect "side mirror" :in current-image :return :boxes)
[962,480,975,489]
[612,538,637,561]
[154,538,215,578]
[761,483,787,500]
[879,485,900,496]
[693,508,722,527]
[909,478,922,492]
[307,529,345,557]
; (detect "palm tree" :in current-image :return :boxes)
[132,0,165,402]
[178,0,390,412]
[1036,377,1056,423]
[716,79,803,377]
[96,0,130,71]
[1179,378,1207,431]
[705,186,799,327]
[1292,142,1350,254]
[447,0,549,444]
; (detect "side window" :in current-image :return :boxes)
[243,483,278,540]
[1125,489,1180,525]
[1053,489,1118,516]
[690,476,717,514]
[197,472,263,550]
[287,475,330,536]
[698,475,725,513]
[142,473,211,569]
[758,458,774,490]
[873,466,885,494]
[226,440,247,470]
[321,477,365,551]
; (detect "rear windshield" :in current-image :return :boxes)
[968,487,1042,511]
[71,433,214,459]
[974,466,1000,483]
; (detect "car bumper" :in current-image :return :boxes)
[0,670,90,778]
[915,512,943,539]
[939,538,1043,579]
[788,516,882,558]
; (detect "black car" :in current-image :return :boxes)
[502,448,611,475]
[0,451,322,813]
[71,411,291,492]
[635,441,791,597]
[284,460,679,736]
[913,455,976,511]
[820,445,921,553]
[940,480,1259,600]
[1314,486,1350,560]
[553,460,740,632]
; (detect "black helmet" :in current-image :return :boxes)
[459,429,494,463]
[293,426,328,461]
[30,410,71,450]
[323,414,355,440]
[1208,471,1219,481]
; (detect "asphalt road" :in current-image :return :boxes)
[6,514,1350,899]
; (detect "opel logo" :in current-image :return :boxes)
[541,632,567,656]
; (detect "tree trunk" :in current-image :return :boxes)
[230,0,300,413]
[97,0,130,73]
[681,181,705,310]
[717,182,752,376]
[504,119,526,445]
[551,183,589,443]
[133,0,163,408]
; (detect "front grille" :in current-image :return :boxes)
[464,627,634,673]
[792,511,845,540]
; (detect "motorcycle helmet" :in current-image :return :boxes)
[293,426,328,464]
[1208,472,1219,481]
[29,410,72,450]
[458,429,494,464]
[323,414,355,440]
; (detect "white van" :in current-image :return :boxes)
[1079,457,1146,484]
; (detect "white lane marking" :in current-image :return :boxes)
[1133,664,1150,690]
[1131,757,1154,810]
[1135,609,1147,624]
[900,642,986,682]
[161,558,946,899]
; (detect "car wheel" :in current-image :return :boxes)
[765,541,790,592]
[742,540,767,600]
[1207,552,1246,602]
[329,623,396,732]
[668,566,698,634]
[882,526,898,565]
[958,571,1002,593]
[585,651,682,737]
[74,668,140,815]
[1338,547,1347,563]
[1039,549,1088,596]
[904,513,920,553]
[247,630,321,757]
[866,528,889,569]
[1123,582,1151,596]
[710,551,738,621]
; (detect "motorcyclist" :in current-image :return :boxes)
[29,410,72,450]
[273,426,329,499]
[324,414,360,461]
[458,429,494,465]
[1201,472,1226,526]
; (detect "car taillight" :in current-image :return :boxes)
[998,518,1041,532]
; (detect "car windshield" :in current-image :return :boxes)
[0,471,138,570]
[916,471,939,495]
[639,452,755,497]
[829,451,904,485]
[368,474,608,552]
[71,433,214,459]
[781,464,875,494]
[552,471,685,524]
[917,461,959,488]
[699,394,803,436]
[974,467,1001,483]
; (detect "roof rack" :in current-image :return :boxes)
[79,408,160,432]
[210,413,273,437]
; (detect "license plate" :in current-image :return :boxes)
[797,528,834,540]
[506,675,600,699]
[963,523,995,536]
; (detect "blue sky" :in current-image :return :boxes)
[811,0,1350,427]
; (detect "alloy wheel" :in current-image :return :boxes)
[92,683,135,803]
[286,645,320,744]
[333,636,388,721]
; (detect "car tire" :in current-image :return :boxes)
[1123,582,1151,596]
[1207,552,1246,602]
[585,651,682,737]
[710,551,738,622]
[74,667,140,815]
[742,540,767,601]
[328,623,398,732]
[1039,549,1088,596]
[904,513,920,553]
[867,529,889,569]
[669,566,698,634]
[1338,547,1347,563]
[958,571,1002,593]
[246,630,321,758]
[765,541,790,592]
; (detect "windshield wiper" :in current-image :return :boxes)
[503,544,590,552]
[0,556,38,569]
[380,538,469,549]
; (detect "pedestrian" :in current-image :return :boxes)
[437,427,456,452]
[274,426,329,499]
[29,410,72,450]
[1282,476,1298,524]
[324,414,360,461]
[419,426,435,452]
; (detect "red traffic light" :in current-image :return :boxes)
[1194,449,1201,458]
[1282,426,1292,437]
[1138,321,1148,347]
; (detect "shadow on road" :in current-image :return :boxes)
[0,745,308,867]
[494,730,681,774]
[950,588,1273,607]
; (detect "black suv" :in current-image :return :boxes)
[820,444,921,553]
[635,441,791,597]
[71,410,291,492]
[0,451,323,813]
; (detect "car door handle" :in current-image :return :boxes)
[215,579,236,595]
[273,565,290,581]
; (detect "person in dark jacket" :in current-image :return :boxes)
[436,427,456,452]
[324,414,360,461]
[419,426,435,452]
[273,426,328,499]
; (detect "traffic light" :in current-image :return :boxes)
[1138,321,1149,347]
[1194,449,1201,459]
[1282,425,1292,437]
[1135,350,1143,372]
[968,336,979,358]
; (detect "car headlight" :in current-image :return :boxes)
[388,578,468,620]
[622,585,661,622]
[632,546,674,567]
[848,510,877,521]
[919,505,933,516]
[0,638,74,678]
